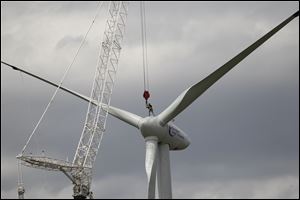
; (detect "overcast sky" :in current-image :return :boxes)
[1,1,299,199]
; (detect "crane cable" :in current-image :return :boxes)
[140,1,153,116]
[20,1,104,154]
[140,1,149,92]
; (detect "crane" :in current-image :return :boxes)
[15,1,129,199]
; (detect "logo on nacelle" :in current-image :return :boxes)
[169,126,179,137]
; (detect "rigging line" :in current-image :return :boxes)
[20,1,104,154]
[143,1,150,92]
[18,71,40,154]
[140,1,146,91]
[140,1,150,91]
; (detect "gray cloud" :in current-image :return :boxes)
[1,1,299,199]
[55,35,84,50]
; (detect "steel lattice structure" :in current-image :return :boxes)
[72,1,129,198]
[17,1,129,199]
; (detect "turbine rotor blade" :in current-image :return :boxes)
[1,61,88,102]
[157,11,299,126]
[145,136,158,199]
[101,105,142,129]
[1,61,143,128]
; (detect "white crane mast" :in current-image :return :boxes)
[72,1,129,198]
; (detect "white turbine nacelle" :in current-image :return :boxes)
[139,117,190,151]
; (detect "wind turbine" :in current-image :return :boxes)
[1,10,298,199]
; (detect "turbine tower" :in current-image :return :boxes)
[1,6,298,199]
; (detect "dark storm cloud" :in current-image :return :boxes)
[1,1,299,199]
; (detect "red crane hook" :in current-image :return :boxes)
[143,90,150,101]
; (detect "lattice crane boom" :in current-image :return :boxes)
[72,1,129,198]
[15,1,129,199]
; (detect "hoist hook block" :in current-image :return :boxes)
[143,90,150,101]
